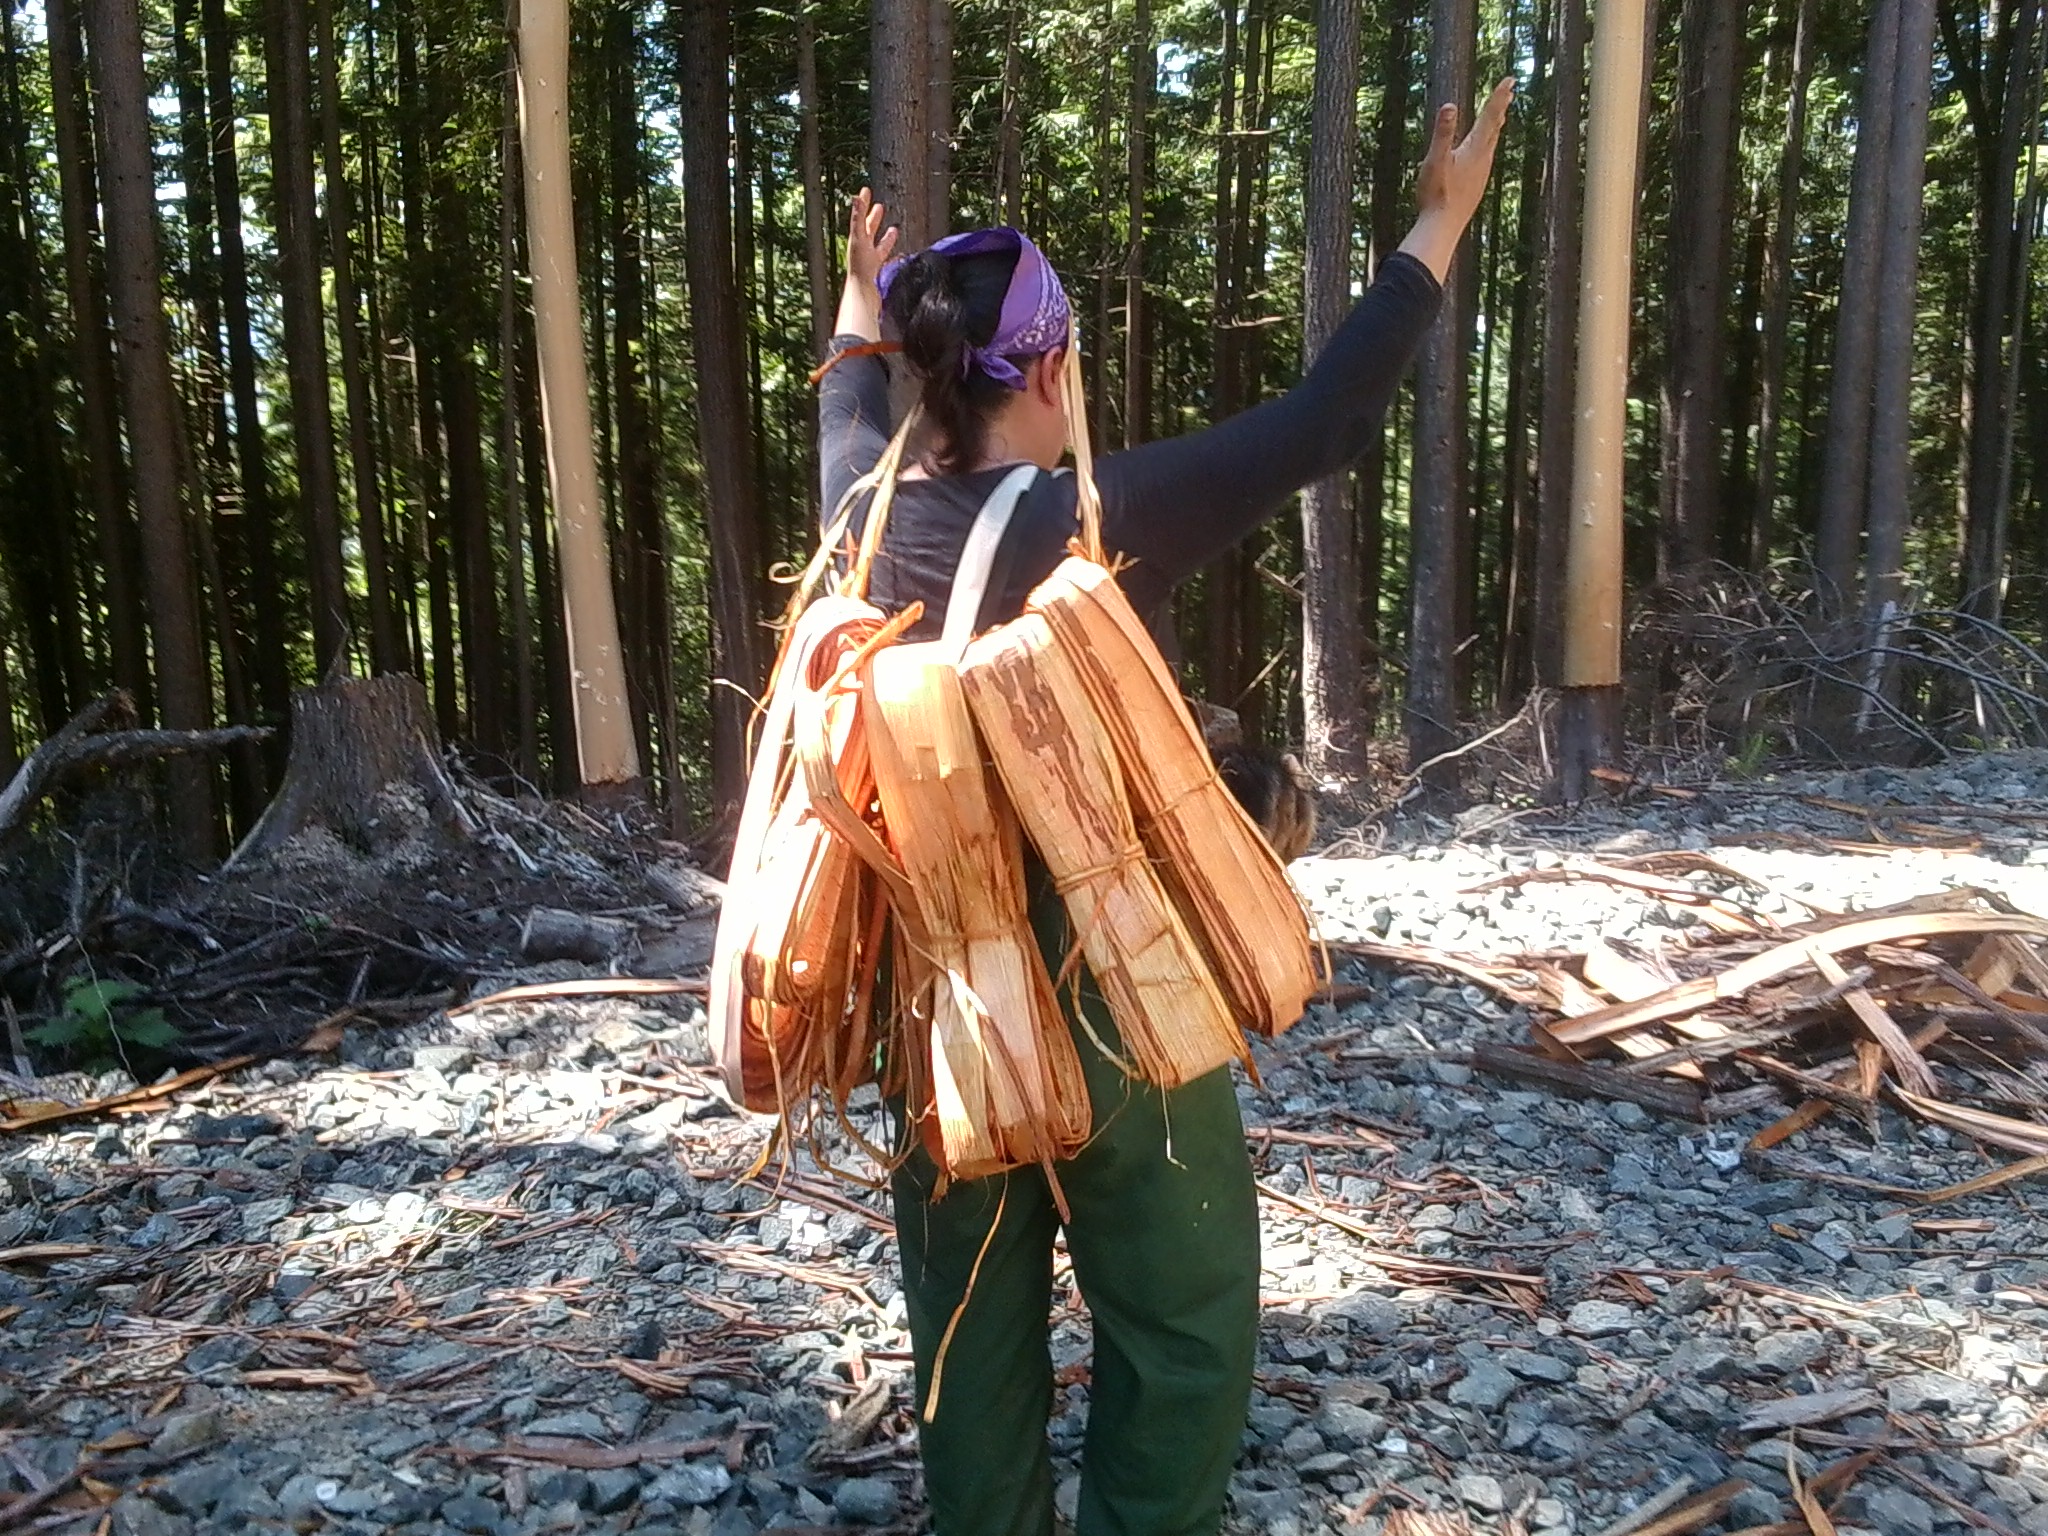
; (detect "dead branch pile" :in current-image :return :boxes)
[1351,852,2048,1178]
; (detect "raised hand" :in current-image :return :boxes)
[1400,77,1517,283]
[846,187,901,292]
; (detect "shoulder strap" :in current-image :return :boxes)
[939,464,1040,654]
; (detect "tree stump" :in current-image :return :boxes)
[228,676,474,867]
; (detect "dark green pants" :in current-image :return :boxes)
[890,894,1261,1536]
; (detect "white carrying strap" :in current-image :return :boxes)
[938,464,1041,654]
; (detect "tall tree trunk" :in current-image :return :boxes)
[871,0,930,250]
[1124,0,1152,446]
[1960,0,2044,619]
[1405,0,1477,788]
[520,0,642,794]
[1658,0,1744,580]
[1361,0,1415,700]
[1814,0,1903,612]
[0,5,88,730]
[1540,0,1581,692]
[678,0,769,807]
[201,0,286,731]
[927,0,953,238]
[798,8,833,360]
[1301,0,1364,784]
[1497,0,1550,703]
[1204,0,1243,711]
[317,0,400,672]
[500,0,539,783]
[1750,0,1818,570]
[1862,0,1937,657]
[85,0,217,852]
[998,4,1024,228]
[266,0,350,670]
[48,0,151,713]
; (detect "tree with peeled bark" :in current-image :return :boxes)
[520,0,643,798]
[677,0,769,808]
[1300,0,1364,786]
[83,0,217,854]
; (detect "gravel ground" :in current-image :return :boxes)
[7,755,2048,1536]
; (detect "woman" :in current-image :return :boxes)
[816,81,1514,1536]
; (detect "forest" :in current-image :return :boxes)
[0,0,2042,849]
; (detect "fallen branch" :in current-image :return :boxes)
[1473,1042,1705,1120]
[450,977,708,1018]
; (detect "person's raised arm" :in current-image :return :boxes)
[819,189,903,523]
[1096,79,1515,605]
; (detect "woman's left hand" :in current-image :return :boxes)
[847,188,901,292]
[1399,77,1516,283]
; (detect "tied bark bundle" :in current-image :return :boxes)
[960,614,1246,1088]
[1029,557,1321,1037]
[863,642,1090,1178]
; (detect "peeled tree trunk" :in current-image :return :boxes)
[84,0,217,855]
[1300,0,1364,787]
[518,0,643,796]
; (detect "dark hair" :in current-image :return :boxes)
[882,246,1024,475]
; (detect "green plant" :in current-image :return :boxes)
[1725,732,1774,780]
[26,977,179,1067]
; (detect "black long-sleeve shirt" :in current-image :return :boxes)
[817,251,1443,636]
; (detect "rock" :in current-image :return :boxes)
[441,1492,504,1532]
[160,1462,242,1516]
[1752,1331,1827,1376]
[412,1044,474,1073]
[521,1410,611,1440]
[1497,1347,1574,1384]
[150,1408,224,1458]
[1661,1276,1715,1316]
[644,1462,731,1506]
[1297,1452,1354,1482]
[183,1334,263,1375]
[1845,1483,1937,1536]
[276,1473,331,1524]
[1455,1474,1506,1514]
[584,1468,643,1513]
[533,1470,592,1507]
[1448,1362,1519,1412]
[623,1317,666,1360]
[1326,1294,1401,1338]
[1316,1402,1387,1450]
[1565,1300,1637,1337]
[833,1477,902,1525]
[110,1494,190,1536]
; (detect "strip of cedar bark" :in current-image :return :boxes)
[1532,0,1584,687]
[1657,0,1744,580]
[1749,0,1818,571]
[1125,0,1152,447]
[678,0,769,808]
[48,0,151,716]
[1813,0,1902,615]
[1405,0,1476,792]
[1301,0,1364,784]
[316,0,400,675]
[266,0,350,671]
[83,0,217,854]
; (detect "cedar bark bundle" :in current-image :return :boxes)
[960,614,1245,1087]
[1029,556,1319,1036]
[713,595,893,1114]
[862,640,1091,1179]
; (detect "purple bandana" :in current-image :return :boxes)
[878,227,1070,390]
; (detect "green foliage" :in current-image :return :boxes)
[26,977,181,1068]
